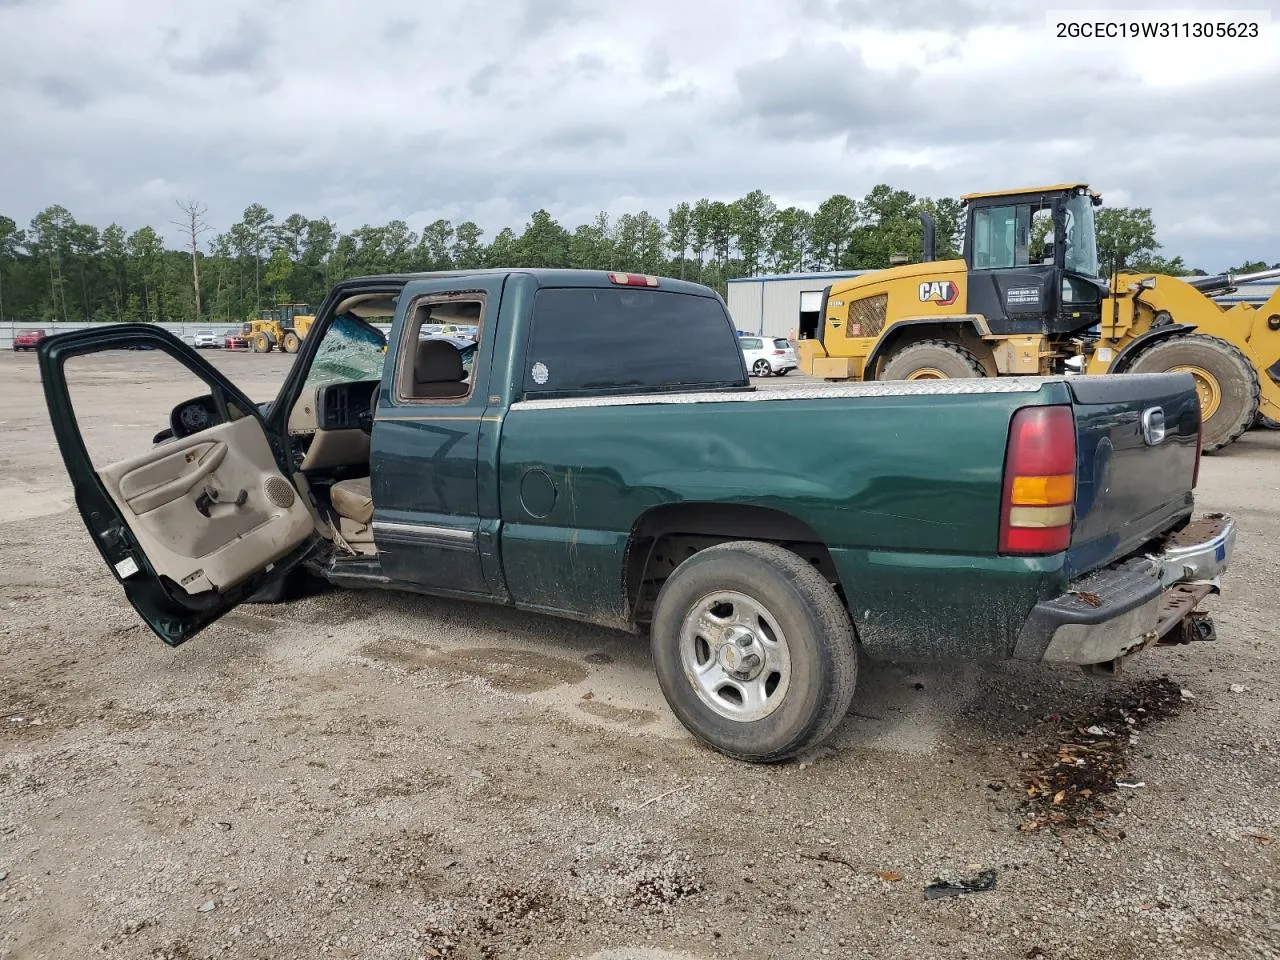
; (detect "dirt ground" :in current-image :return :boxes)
[1,347,1277,960]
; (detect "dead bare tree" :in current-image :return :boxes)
[172,199,211,321]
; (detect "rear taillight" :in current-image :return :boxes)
[999,405,1076,555]
[773,349,785,355]
[1192,403,1203,488]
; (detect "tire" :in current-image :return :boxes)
[1255,414,1280,431]
[252,333,272,353]
[773,369,790,377]
[1126,335,1258,453]
[649,541,857,763]
[283,332,300,353]
[878,339,987,381]
[751,359,772,377]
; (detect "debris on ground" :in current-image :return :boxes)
[1229,683,1248,693]
[1018,676,1186,833]
[924,869,997,900]
[875,870,903,882]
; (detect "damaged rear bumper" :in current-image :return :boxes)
[1012,514,1235,667]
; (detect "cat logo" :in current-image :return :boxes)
[918,280,959,307]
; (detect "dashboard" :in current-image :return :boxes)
[157,379,380,450]
[315,379,380,431]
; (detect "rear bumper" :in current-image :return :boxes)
[1012,514,1235,666]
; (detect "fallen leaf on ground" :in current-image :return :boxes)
[875,871,903,882]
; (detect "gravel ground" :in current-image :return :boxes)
[0,348,1276,960]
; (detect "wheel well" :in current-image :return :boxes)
[624,504,842,626]
[870,322,996,378]
[1109,323,1197,373]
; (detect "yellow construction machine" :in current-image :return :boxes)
[798,182,1279,451]
[1086,269,1280,443]
[241,303,316,354]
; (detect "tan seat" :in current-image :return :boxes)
[330,476,373,525]
[413,339,468,399]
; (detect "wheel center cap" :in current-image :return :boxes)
[719,627,764,679]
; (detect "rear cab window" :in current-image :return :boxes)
[521,286,745,398]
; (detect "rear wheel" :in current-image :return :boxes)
[1255,414,1280,430]
[283,332,300,353]
[649,541,857,763]
[878,339,987,381]
[252,332,272,353]
[751,359,772,377]
[1126,335,1258,452]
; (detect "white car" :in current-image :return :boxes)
[192,330,220,349]
[740,335,797,377]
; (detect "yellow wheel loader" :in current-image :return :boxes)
[241,303,316,354]
[798,182,1276,451]
[1084,269,1280,448]
[799,183,1109,383]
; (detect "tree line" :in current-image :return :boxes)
[0,186,1255,324]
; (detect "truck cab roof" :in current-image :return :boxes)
[341,268,721,299]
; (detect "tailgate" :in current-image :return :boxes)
[1068,373,1199,570]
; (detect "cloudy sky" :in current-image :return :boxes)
[1,0,1277,271]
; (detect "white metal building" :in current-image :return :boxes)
[725,271,876,338]
[724,270,1278,341]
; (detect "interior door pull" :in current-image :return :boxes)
[195,484,249,518]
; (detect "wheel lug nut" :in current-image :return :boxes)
[737,635,752,648]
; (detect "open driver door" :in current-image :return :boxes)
[38,325,320,646]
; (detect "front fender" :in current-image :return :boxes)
[1109,323,1197,373]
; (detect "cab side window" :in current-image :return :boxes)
[395,297,484,403]
[972,204,1033,270]
[522,287,743,398]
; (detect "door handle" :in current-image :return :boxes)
[194,484,248,518]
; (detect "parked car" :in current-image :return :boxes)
[36,269,1234,763]
[224,332,248,350]
[12,328,47,351]
[193,330,220,349]
[740,335,797,376]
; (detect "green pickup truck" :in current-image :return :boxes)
[39,269,1235,762]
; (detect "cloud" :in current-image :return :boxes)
[0,0,1277,271]
[35,75,93,110]
[167,12,265,77]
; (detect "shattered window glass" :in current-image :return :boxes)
[303,314,388,390]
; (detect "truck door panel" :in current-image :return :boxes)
[370,276,507,597]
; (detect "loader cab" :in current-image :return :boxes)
[960,183,1107,336]
[258,303,312,325]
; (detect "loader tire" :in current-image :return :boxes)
[1254,413,1280,431]
[252,332,272,353]
[283,332,300,353]
[1126,335,1259,453]
[878,339,987,381]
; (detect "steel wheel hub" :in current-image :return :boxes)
[679,591,792,722]
[1170,364,1222,420]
